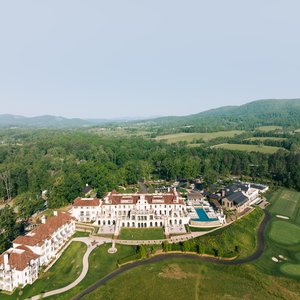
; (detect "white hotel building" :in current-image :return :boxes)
[0,212,75,292]
[73,189,190,234]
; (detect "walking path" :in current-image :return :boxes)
[28,238,103,300]
[28,209,268,300]
[72,210,270,300]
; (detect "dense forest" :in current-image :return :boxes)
[0,129,299,207]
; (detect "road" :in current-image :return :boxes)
[72,211,270,300]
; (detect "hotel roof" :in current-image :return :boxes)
[73,197,100,207]
[104,190,184,205]
[0,246,39,271]
[13,212,73,247]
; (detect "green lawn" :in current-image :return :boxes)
[268,188,300,221]
[255,189,300,280]
[212,143,284,154]
[269,221,300,245]
[154,130,244,143]
[81,257,300,300]
[119,228,165,240]
[256,126,283,131]
[281,263,300,278]
[72,231,91,238]
[49,244,136,300]
[187,208,264,258]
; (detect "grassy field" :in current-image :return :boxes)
[154,130,244,143]
[255,188,300,280]
[212,143,283,154]
[245,137,287,141]
[119,228,164,240]
[256,126,283,131]
[194,208,264,258]
[82,257,300,300]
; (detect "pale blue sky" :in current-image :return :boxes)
[0,1,299,118]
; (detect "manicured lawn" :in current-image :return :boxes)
[72,231,91,238]
[81,257,300,300]
[269,221,300,245]
[255,189,300,279]
[0,241,87,300]
[119,228,164,240]
[280,263,300,278]
[268,188,300,220]
[50,243,137,300]
[154,130,244,143]
[212,143,283,154]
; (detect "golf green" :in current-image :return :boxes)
[280,263,300,277]
[269,221,300,245]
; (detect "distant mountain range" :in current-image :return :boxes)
[1,99,300,129]
[143,99,300,130]
[0,114,147,128]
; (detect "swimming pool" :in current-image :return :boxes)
[192,208,218,222]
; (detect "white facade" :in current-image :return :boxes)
[0,249,39,292]
[72,198,99,222]
[0,212,75,292]
[72,190,190,234]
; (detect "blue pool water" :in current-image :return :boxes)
[192,208,218,222]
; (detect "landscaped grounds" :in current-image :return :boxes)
[119,228,164,240]
[81,257,300,300]
[269,221,300,245]
[269,188,300,221]
[256,188,300,280]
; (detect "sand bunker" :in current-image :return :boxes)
[276,215,289,220]
[272,257,279,262]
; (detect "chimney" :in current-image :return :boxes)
[53,211,58,216]
[41,215,46,224]
[4,253,9,270]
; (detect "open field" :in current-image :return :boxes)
[119,228,164,240]
[256,126,283,131]
[82,257,300,300]
[212,143,283,154]
[245,137,287,142]
[154,130,244,143]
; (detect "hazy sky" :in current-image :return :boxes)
[1,1,300,118]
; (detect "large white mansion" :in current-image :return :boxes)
[73,189,190,235]
[0,212,75,292]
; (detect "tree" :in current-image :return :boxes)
[0,170,12,201]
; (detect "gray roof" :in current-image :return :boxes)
[226,192,248,207]
[251,184,267,191]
